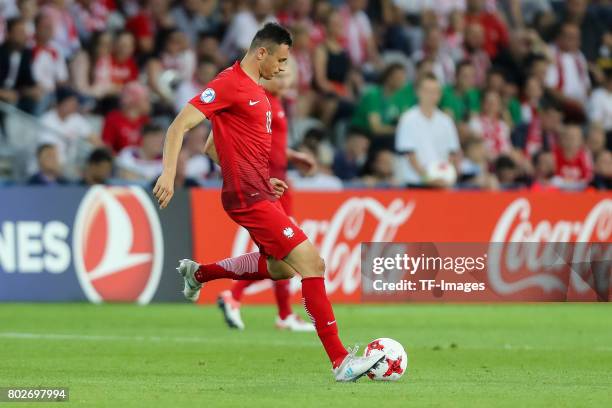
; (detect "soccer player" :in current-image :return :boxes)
[153,23,384,382]
[216,65,316,332]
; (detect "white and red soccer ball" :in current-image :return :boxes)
[364,338,408,381]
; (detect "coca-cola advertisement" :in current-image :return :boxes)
[191,190,611,303]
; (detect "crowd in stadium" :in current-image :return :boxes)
[0,0,610,191]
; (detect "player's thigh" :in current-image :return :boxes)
[267,258,297,280]
[282,240,325,278]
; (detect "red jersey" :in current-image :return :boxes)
[102,110,149,153]
[553,146,593,183]
[266,90,288,180]
[111,57,139,85]
[189,62,276,210]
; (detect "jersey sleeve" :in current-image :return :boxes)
[188,75,237,119]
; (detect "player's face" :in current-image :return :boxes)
[260,44,290,80]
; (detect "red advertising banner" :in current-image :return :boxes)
[191,190,611,303]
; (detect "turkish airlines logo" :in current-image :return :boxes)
[73,186,164,304]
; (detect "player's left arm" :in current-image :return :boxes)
[154,103,206,208]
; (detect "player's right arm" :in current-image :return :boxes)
[154,103,206,208]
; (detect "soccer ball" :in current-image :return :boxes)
[426,160,457,186]
[364,338,408,381]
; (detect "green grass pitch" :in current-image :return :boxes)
[0,303,610,407]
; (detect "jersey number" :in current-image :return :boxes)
[265,111,272,133]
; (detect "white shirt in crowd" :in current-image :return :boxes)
[545,46,590,104]
[221,11,276,59]
[395,106,460,184]
[174,80,200,113]
[287,170,344,191]
[39,109,93,165]
[116,147,163,181]
[339,5,373,66]
[31,45,69,92]
[589,87,612,132]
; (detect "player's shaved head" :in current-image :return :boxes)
[249,23,292,80]
[249,22,293,53]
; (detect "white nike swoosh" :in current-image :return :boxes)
[327,320,336,326]
[249,100,260,106]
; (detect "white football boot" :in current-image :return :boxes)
[333,346,385,382]
[177,259,202,302]
[217,290,245,330]
[275,314,315,332]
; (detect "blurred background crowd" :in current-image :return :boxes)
[0,0,610,191]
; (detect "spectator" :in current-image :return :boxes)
[440,60,481,122]
[102,82,150,154]
[512,100,563,157]
[221,0,276,61]
[146,30,196,106]
[290,23,315,118]
[445,9,465,54]
[362,148,401,187]
[80,147,113,186]
[332,130,370,181]
[195,32,227,70]
[41,0,81,59]
[16,0,38,45]
[276,0,324,47]
[125,0,174,58]
[39,87,101,166]
[110,31,139,86]
[70,32,120,101]
[27,143,68,185]
[560,0,607,62]
[590,150,612,190]
[382,3,413,58]
[288,143,343,190]
[413,27,455,85]
[351,63,413,141]
[529,150,558,191]
[552,124,593,188]
[459,136,498,190]
[116,123,164,181]
[313,9,360,125]
[462,22,491,87]
[70,0,111,43]
[485,68,522,126]
[0,17,39,113]
[588,68,612,137]
[469,90,512,160]
[31,12,69,112]
[465,0,509,58]
[338,0,380,69]
[494,155,522,189]
[395,74,461,186]
[545,23,591,114]
[166,150,201,189]
[170,0,221,47]
[181,124,216,182]
[174,57,218,113]
[520,75,544,125]
[586,124,607,158]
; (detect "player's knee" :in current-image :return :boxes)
[274,268,295,280]
[313,256,325,277]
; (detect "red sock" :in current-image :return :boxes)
[274,280,292,320]
[301,277,348,367]
[230,280,253,301]
[195,252,270,283]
